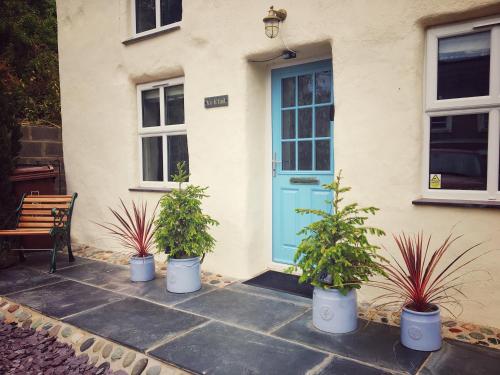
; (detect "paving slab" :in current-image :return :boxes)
[120,277,216,306]
[56,260,131,290]
[7,280,124,318]
[419,339,500,375]
[318,356,393,374]
[176,288,308,332]
[22,253,93,272]
[0,266,61,295]
[227,282,311,306]
[149,321,326,375]
[65,297,208,352]
[273,312,429,374]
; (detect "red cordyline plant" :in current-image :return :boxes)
[372,232,486,315]
[96,200,158,258]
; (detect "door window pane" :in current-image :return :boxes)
[282,109,295,139]
[315,106,331,137]
[165,84,184,125]
[142,137,163,181]
[298,141,312,170]
[282,142,295,170]
[429,113,488,190]
[167,135,189,181]
[315,71,332,104]
[298,74,313,105]
[316,140,330,171]
[438,32,490,100]
[282,77,295,107]
[298,108,312,138]
[160,0,182,26]
[142,89,160,127]
[136,0,156,33]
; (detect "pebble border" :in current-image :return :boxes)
[0,297,188,375]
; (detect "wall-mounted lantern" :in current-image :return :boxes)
[263,6,287,39]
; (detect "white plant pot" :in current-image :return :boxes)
[312,287,358,333]
[166,256,201,293]
[400,305,442,351]
[130,254,155,282]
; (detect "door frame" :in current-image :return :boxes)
[265,56,334,269]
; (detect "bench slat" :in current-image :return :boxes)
[21,209,53,215]
[24,197,73,203]
[22,204,70,209]
[19,216,67,222]
[26,195,73,198]
[18,222,56,228]
[0,229,50,236]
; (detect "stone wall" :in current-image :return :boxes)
[18,125,66,194]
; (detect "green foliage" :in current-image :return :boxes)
[154,162,219,260]
[288,171,386,294]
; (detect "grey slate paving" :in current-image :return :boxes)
[120,277,216,306]
[149,321,327,375]
[64,297,208,352]
[7,280,124,318]
[0,266,61,295]
[226,282,311,306]
[419,339,500,375]
[56,260,131,290]
[176,288,308,332]
[23,253,93,272]
[273,312,429,374]
[318,357,392,374]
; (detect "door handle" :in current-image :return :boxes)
[272,152,281,177]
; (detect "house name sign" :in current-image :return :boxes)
[204,95,228,108]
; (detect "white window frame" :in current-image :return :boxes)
[423,16,500,201]
[131,0,181,37]
[137,77,187,188]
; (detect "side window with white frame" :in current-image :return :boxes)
[424,16,500,200]
[138,78,189,186]
[134,0,182,35]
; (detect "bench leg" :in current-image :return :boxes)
[49,243,57,274]
[18,250,26,262]
[67,233,75,262]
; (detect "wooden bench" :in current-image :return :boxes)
[0,193,78,273]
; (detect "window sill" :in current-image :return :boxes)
[123,24,180,45]
[412,198,500,209]
[129,187,173,193]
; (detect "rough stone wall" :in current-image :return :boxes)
[18,125,66,194]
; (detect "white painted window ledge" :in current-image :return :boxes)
[123,24,181,45]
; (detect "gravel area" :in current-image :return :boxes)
[0,321,116,375]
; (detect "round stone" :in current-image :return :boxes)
[96,361,110,375]
[102,343,113,358]
[42,322,53,330]
[449,328,462,333]
[442,320,457,327]
[123,351,136,368]
[477,341,489,346]
[93,340,104,352]
[31,319,43,330]
[22,319,32,329]
[15,310,31,322]
[114,371,129,375]
[480,327,494,335]
[90,355,99,365]
[470,332,485,340]
[456,334,470,341]
[0,311,5,321]
[80,337,95,352]
[131,358,148,375]
[7,304,19,313]
[146,365,161,375]
[381,317,388,324]
[49,325,61,337]
[111,347,124,361]
[487,337,499,345]
[209,279,220,285]
[71,332,83,344]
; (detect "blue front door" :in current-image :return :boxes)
[272,60,334,264]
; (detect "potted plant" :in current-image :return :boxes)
[155,162,219,293]
[97,200,158,282]
[373,232,483,351]
[288,172,386,333]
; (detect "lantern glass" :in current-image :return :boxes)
[265,19,279,38]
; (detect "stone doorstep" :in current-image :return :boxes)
[71,244,500,351]
[0,296,188,375]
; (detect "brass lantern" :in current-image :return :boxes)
[263,6,287,39]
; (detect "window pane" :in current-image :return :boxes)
[298,74,313,105]
[315,106,331,137]
[282,141,295,170]
[165,85,184,125]
[282,109,295,139]
[437,32,490,100]
[142,137,163,181]
[167,135,189,181]
[298,108,312,138]
[316,140,330,171]
[315,71,331,104]
[429,114,488,190]
[142,89,160,127]
[282,77,295,107]
[298,141,312,170]
[160,0,182,26]
[136,0,156,33]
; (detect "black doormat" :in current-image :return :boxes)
[243,270,313,299]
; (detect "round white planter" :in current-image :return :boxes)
[166,256,201,293]
[130,254,155,282]
[312,287,358,333]
[400,305,442,351]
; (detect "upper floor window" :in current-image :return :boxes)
[137,77,189,187]
[424,17,500,200]
[134,0,182,35]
